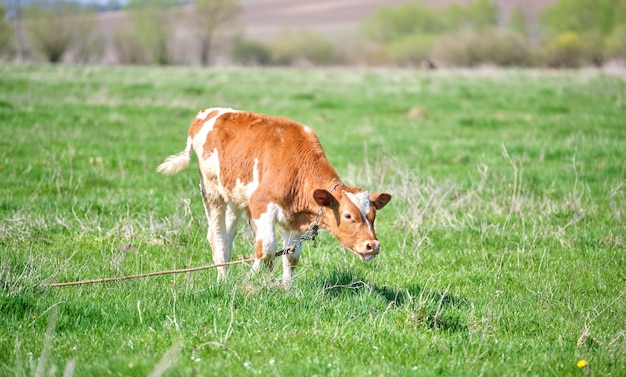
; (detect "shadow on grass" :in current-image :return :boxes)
[321,268,469,333]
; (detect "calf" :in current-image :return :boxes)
[157,108,391,281]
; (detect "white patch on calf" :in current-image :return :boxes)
[192,108,236,159]
[345,190,372,230]
[198,148,222,200]
[193,108,237,153]
[196,107,236,121]
[196,108,212,120]
[201,147,220,176]
[204,108,236,132]
[231,159,260,207]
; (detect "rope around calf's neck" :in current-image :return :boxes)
[275,207,324,256]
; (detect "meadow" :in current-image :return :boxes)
[1,64,625,376]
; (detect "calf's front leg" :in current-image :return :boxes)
[281,230,303,283]
[251,219,277,274]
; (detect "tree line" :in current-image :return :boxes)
[354,0,626,67]
[1,0,239,65]
[1,0,625,67]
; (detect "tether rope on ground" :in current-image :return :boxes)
[47,212,322,288]
[46,258,255,288]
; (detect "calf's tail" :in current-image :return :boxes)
[157,137,192,175]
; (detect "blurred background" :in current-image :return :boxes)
[1,0,625,68]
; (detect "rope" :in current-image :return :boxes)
[47,208,325,288]
[275,222,320,257]
[275,208,323,257]
[47,258,254,288]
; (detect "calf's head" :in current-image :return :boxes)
[313,187,392,261]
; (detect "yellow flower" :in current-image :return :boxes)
[577,359,588,368]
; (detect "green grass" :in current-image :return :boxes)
[1,64,625,376]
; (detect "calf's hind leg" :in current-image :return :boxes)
[200,174,231,281]
[225,204,242,250]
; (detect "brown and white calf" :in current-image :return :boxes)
[157,108,391,281]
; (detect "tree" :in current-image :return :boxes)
[232,35,271,65]
[23,2,96,63]
[540,0,621,37]
[540,0,626,64]
[360,3,444,44]
[508,8,528,38]
[192,0,241,66]
[268,28,336,66]
[443,0,498,32]
[605,24,626,59]
[358,1,500,66]
[0,3,13,57]
[543,31,584,67]
[122,0,179,65]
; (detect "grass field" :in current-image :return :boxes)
[1,65,625,376]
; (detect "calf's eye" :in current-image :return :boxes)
[343,213,352,220]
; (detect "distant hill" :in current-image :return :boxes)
[239,0,555,40]
[91,0,555,40]
[3,0,554,27]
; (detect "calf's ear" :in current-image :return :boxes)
[313,189,338,208]
[370,193,392,210]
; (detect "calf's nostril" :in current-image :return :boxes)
[366,241,380,252]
